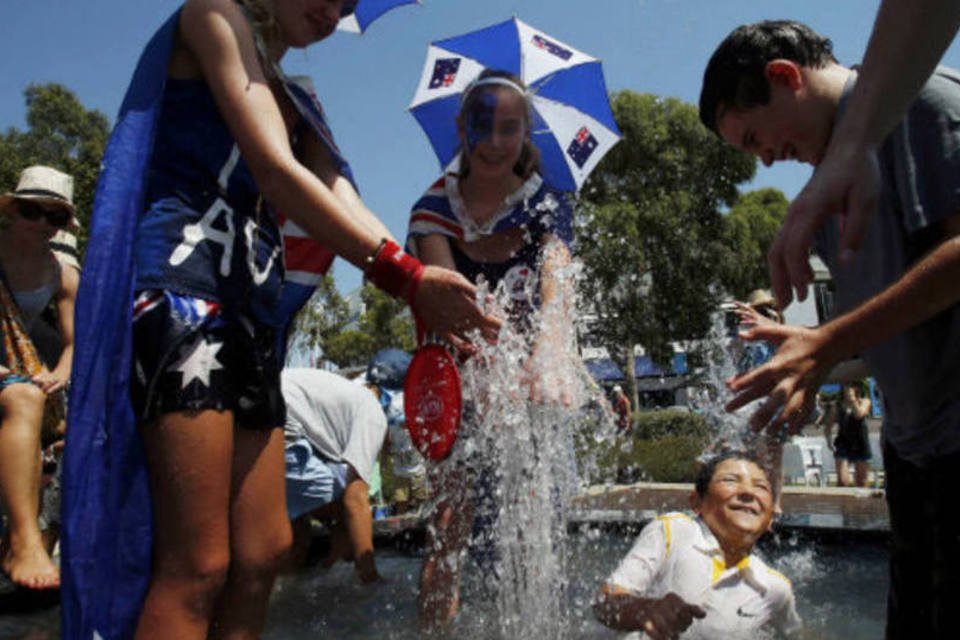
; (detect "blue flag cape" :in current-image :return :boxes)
[61,12,177,639]
[61,10,354,638]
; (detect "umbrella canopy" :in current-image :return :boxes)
[408,17,621,192]
[338,0,419,34]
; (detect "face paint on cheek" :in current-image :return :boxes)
[464,92,499,152]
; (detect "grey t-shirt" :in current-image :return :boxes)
[281,368,387,485]
[814,67,960,464]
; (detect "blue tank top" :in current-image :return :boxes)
[134,77,284,320]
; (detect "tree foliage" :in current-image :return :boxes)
[576,91,756,399]
[0,84,110,245]
[295,278,416,369]
[291,273,351,349]
[719,188,789,300]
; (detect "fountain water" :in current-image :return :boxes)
[442,249,611,639]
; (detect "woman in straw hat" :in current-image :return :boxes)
[0,165,79,589]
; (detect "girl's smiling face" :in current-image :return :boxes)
[459,87,528,181]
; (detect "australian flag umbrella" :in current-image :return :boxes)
[408,17,621,192]
[338,0,419,34]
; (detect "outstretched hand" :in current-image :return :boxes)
[640,592,707,640]
[412,265,501,346]
[732,301,780,331]
[726,323,839,435]
[767,142,881,308]
[32,370,68,395]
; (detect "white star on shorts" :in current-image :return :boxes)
[171,335,224,389]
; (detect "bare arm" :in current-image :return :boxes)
[180,0,499,342]
[182,0,381,266]
[593,583,705,639]
[730,214,960,433]
[33,258,78,395]
[853,395,872,420]
[537,237,574,338]
[341,469,378,584]
[822,404,835,449]
[413,234,486,352]
[416,234,458,272]
[526,237,578,405]
[769,0,960,306]
[298,129,394,243]
[844,0,960,150]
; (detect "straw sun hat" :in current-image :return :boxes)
[0,165,80,230]
[746,288,777,309]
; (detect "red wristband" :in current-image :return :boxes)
[366,240,423,300]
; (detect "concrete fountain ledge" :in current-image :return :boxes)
[570,482,890,535]
[373,482,890,547]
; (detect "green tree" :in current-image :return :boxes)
[290,273,351,350]
[577,92,756,405]
[356,284,417,355]
[0,84,110,245]
[719,188,789,300]
[297,280,416,369]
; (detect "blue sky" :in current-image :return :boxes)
[3,0,960,293]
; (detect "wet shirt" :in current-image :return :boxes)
[135,78,284,321]
[606,513,801,639]
[813,67,960,464]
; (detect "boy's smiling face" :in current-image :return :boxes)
[692,458,774,551]
[716,60,833,168]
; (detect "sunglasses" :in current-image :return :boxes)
[16,201,72,228]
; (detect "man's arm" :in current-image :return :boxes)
[341,468,378,583]
[729,214,960,432]
[768,0,960,307]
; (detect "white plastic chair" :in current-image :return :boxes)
[782,442,823,487]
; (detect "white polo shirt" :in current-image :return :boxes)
[606,512,802,639]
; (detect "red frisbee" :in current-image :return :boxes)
[404,343,462,461]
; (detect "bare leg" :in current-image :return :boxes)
[0,382,59,588]
[418,467,474,630]
[836,459,852,487]
[284,515,313,572]
[854,461,871,487]
[209,427,291,640]
[134,410,234,640]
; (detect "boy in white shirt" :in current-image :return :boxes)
[594,452,801,639]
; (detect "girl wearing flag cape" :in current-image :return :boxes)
[407,69,577,628]
[62,1,500,638]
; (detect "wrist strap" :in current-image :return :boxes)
[366,239,423,301]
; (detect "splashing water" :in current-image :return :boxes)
[693,311,773,457]
[441,245,613,639]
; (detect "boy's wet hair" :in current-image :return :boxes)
[457,69,541,180]
[699,20,837,134]
[695,450,769,497]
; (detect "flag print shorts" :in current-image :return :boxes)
[130,289,285,429]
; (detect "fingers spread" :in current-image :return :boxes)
[748,391,785,432]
